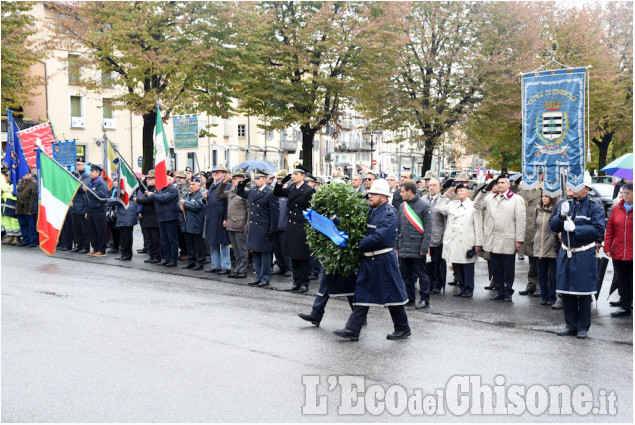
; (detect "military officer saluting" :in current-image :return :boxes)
[237,168,279,287]
[274,162,316,293]
[334,179,411,341]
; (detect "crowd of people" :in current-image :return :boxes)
[1,160,632,341]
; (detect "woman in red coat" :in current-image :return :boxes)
[604,183,633,317]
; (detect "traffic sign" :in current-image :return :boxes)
[477,166,487,176]
[372,159,377,166]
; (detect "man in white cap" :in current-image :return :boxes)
[334,179,411,341]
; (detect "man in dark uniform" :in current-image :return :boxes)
[203,164,231,274]
[334,179,411,341]
[550,172,605,339]
[70,160,91,253]
[237,168,278,287]
[84,163,109,256]
[274,163,316,293]
[271,169,293,277]
[147,173,180,267]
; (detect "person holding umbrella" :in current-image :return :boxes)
[604,183,633,317]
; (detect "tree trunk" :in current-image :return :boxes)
[422,144,435,177]
[301,125,316,174]
[593,131,613,176]
[142,110,157,174]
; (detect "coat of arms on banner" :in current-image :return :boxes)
[535,98,569,156]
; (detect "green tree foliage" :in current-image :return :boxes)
[233,1,388,173]
[305,182,367,277]
[1,1,46,113]
[49,1,237,173]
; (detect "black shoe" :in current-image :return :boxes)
[181,263,195,269]
[504,295,512,302]
[415,301,429,309]
[405,300,416,307]
[461,292,473,298]
[519,289,535,295]
[208,268,221,273]
[298,313,320,326]
[216,269,230,275]
[234,273,247,278]
[116,256,131,261]
[137,248,148,254]
[257,281,270,287]
[308,274,319,280]
[490,294,505,301]
[611,309,631,317]
[556,328,577,336]
[107,249,120,254]
[576,331,588,339]
[431,288,441,295]
[28,243,37,247]
[297,285,308,293]
[448,280,458,286]
[284,271,292,277]
[248,280,261,286]
[541,301,548,305]
[77,248,89,254]
[144,259,157,263]
[609,301,623,307]
[453,291,465,297]
[158,260,168,266]
[271,269,286,275]
[287,284,301,292]
[333,328,359,341]
[192,264,204,271]
[533,292,542,297]
[58,247,69,251]
[387,330,411,340]
[165,261,177,267]
[70,247,81,252]
[484,285,495,290]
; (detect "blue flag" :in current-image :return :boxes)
[4,111,31,196]
[303,209,348,247]
[522,68,586,196]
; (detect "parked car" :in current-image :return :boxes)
[590,183,614,215]
[591,175,620,185]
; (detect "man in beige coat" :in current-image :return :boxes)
[474,176,526,301]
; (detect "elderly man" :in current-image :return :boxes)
[135,170,161,263]
[425,178,449,294]
[274,163,316,293]
[550,173,605,339]
[474,176,526,302]
[334,179,411,341]
[84,164,109,256]
[364,170,377,190]
[386,174,399,204]
[217,169,250,279]
[396,180,433,309]
[179,177,206,270]
[351,174,366,196]
[147,173,180,267]
[204,164,232,275]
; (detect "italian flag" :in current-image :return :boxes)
[103,139,118,190]
[154,105,169,190]
[403,202,424,235]
[117,159,138,208]
[36,152,80,255]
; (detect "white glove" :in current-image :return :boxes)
[560,202,570,217]
[563,219,575,232]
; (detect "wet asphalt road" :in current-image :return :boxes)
[1,235,632,422]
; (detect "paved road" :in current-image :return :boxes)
[2,242,632,422]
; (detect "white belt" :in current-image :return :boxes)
[561,242,595,253]
[363,247,393,257]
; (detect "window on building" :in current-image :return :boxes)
[102,99,114,119]
[266,130,274,140]
[70,95,85,128]
[68,54,81,85]
[187,152,195,171]
[101,70,113,88]
[237,124,246,138]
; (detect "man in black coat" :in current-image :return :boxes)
[147,173,180,267]
[84,164,109,256]
[274,163,316,293]
[135,170,161,263]
[70,160,91,253]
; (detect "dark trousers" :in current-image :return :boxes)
[311,291,354,322]
[86,211,107,253]
[562,294,592,332]
[71,213,90,250]
[141,226,149,251]
[454,263,475,293]
[537,257,557,303]
[183,232,205,265]
[272,231,292,272]
[613,259,633,310]
[252,251,272,283]
[525,256,539,290]
[144,226,161,261]
[117,226,134,259]
[159,220,179,262]
[108,226,120,250]
[17,214,37,245]
[345,305,409,335]
[309,255,322,276]
[59,213,74,248]
[429,245,447,290]
[292,258,310,287]
[399,256,430,303]
[178,227,187,256]
[490,253,516,297]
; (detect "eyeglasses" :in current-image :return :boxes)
[365,178,373,181]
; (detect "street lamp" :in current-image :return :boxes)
[362,127,382,171]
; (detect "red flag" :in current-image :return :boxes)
[18,123,55,169]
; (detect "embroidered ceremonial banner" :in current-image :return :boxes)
[522,68,586,196]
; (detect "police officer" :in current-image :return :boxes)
[271,169,292,277]
[550,172,605,339]
[334,179,411,341]
[84,164,109,256]
[179,177,206,270]
[274,163,315,293]
[237,168,278,287]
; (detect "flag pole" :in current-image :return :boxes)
[106,136,149,192]
[35,146,108,202]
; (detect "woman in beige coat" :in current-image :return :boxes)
[533,193,560,305]
[437,184,483,297]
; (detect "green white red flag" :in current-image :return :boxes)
[116,157,138,208]
[36,151,80,255]
[154,105,169,190]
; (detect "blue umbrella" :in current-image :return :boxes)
[232,160,277,173]
[601,153,633,180]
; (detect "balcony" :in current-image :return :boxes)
[334,140,362,152]
[280,133,297,152]
[1,116,39,133]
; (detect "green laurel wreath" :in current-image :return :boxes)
[304,182,368,277]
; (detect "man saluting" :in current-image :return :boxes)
[334,179,411,341]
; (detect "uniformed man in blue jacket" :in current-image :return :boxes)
[334,179,411,341]
[84,163,109,256]
[550,172,605,339]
